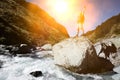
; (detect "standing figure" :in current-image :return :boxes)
[76,7,85,36]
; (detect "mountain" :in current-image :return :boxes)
[85,13,120,43]
[0,0,69,46]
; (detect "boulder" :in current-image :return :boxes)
[17,45,32,53]
[53,36,114,73]
[11,44,36,55]
[110,51,120,67]
[30,71,43,77]
[0,45,9,54]
[97,41,117,59]
[0,45,6,54]
[113,66,120,74]
[5,45,13,51]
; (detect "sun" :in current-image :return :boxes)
[54,0,68,14]
[48,0,76,22]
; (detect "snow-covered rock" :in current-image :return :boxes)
[94,37,120,67]
[41,44,52,50]
[113,66,120,73]
[112,66,120,80]
[109,50,120,66]
[53,36,94,67]
[112,74,120,80]
[101,37,120,48]
[53,36,114,73]
[112,65,120,80]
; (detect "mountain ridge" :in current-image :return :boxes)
[85,13,120,42]
[0,0,69,46]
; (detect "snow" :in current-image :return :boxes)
[113,66,120,73]
[0,51,76,80]
[112,74,120,80]
[0,50,104,80]
[0,43,118,80]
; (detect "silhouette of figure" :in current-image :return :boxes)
[98,42,117,59]
[76,7,85,37]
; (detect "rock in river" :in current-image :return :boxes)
[53,36,114,73]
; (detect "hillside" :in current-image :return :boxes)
[85,13,120,43]
[0,0,69,46]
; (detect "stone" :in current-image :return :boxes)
[10,44,36,56]
[30,71,43,77]
[98,41,117,59]
[53,36,114,73]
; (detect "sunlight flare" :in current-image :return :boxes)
[49,0,77,22]
[54,0,68,14]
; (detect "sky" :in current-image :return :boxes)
[27,0,120,37]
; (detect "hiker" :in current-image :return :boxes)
[76,7,86,36]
